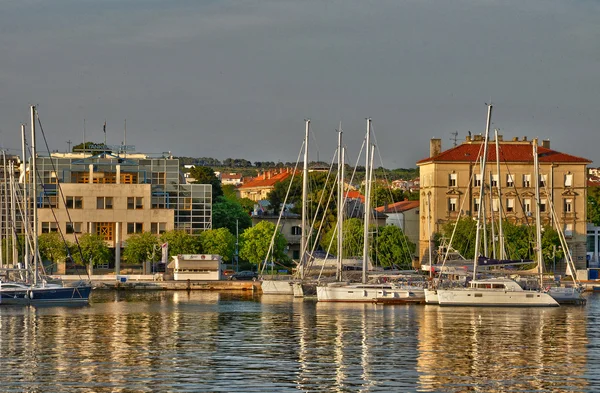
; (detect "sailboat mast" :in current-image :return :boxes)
[9,162,18,265]
[473,104,493,280]
[21,124,29,272]
[533,139,545,287]
[2,151,8,265]
[336,124,344,281]
[495,129,505,260]
[300,119,310,280]
[362,118,372,284]
[31,105,39,286]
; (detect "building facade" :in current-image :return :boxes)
[417,135,591,269]
[375,200,420,246]
[34,151,212,249]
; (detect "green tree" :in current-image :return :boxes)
[320,218,365,258]
[71,141,107,155]
[441,217,478,259]
[71,234,112,266]
[190,166,223,198]
[588,189,600,226]
[372,225,415,268]
[212,196,252,234]
[239,221,287,267]
[199,228,235,262]
[160,230,200,258]
[123,232,160,264]
[38,233,69,263]
[541,225,565,269]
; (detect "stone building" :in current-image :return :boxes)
[417,135,591,269]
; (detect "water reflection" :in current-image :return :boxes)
[416,305,589,392]
[0,291,596,392]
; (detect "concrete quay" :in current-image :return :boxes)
[53,274,261,292]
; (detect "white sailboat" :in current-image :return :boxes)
[436,104,558,307]
[317,118,425,304]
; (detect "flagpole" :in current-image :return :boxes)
[103,120,107,146]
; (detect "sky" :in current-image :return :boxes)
[1,0,599,169]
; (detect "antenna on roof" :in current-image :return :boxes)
[450,131,459,147]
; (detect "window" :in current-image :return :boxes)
[183,197,192,210]
[540,199,547,213]
[127,222,143,234]
[66,222,82,234]
[565,174,573,187]
[492,198,499,212]
[564,198,573,213]
[449,173,457,187]
[448,198,457,212]
[41,222,58,233]
[539,174,547,188]
[97,197,113,209]
[291,226,302,236]
[152,172,166,185]
[96,222,114,241]
[473,198,480,213]
[42,195,58,208]
[151,196,167,209]
[41,171,58,184]
[523,199,532,215]
[474,174,482,187]
[506,198,515,213]
[523,174,531,188]
[151,222,167,235]
[127,197,143,210]
[491,174,498,188]
[506,174,514,188]
[66,196,83,209]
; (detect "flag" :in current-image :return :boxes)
[103,121,106,134]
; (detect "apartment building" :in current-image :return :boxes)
[417,135,591,269]
[34,151,212,249]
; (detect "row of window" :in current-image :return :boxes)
[41,222,168,236]
[42,196,195,210]
[44,171,168,185]
[447,197,575,214]
[449,173,574,188]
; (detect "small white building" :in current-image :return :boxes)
[171,254,224,281]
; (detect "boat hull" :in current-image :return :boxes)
[424,288,439,304]
[260,280,294,295]
[436,288,559,307]
[317,284,425,304]
[0,285,92,305]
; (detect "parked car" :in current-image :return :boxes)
[222,269,235,277]
[229,271,258,281]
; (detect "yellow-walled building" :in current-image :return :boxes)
[417,135,591,269]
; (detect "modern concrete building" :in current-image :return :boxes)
[34,151,212,252]
[417,135,591,269]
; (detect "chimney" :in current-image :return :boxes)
[512,137,519,141]
[262,172,266,180]
[267,170,272,179]
[466,135,472,142]
[542,139,550,149]
[523,136,528,141]
[497,135,503,141]
[430,138,442,158]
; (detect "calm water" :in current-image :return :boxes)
[1,290,599,392]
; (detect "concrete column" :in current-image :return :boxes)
[115,222,121,275]
[116,164,121,184]
[88,164,94,184]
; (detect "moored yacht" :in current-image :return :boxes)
[436,277,558,307]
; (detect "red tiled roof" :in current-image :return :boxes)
[238,171,293,189]
[417,142,591,165]
[344,190,365,202]
[375,200,420,213]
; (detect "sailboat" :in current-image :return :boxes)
[436,105,558,307]
[316,118,425,304]
[0,106,91,305]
